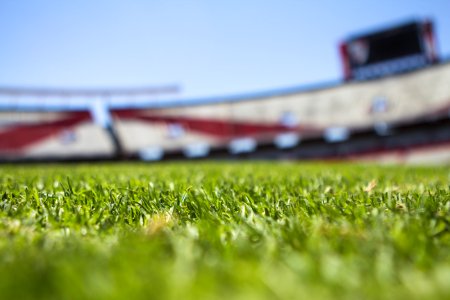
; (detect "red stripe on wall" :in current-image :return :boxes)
[114,110,320,138]
[0,112,91,152]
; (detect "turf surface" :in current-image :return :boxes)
[0,163,449,299]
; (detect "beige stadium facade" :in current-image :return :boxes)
[1,61,450,163]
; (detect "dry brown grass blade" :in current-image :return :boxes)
[364,179,377,193]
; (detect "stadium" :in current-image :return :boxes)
[1,19,450,163]
[1,8,449,300]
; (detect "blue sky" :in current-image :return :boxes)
[0,0,449,98]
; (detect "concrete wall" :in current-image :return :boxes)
[113,63,450,154]
[0,111,114,159]
[1,62,449,160]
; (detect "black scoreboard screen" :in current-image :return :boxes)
[340,20,438,81]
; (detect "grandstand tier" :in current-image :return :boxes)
[1,61,450,162]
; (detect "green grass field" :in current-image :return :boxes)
[0,163,449,299]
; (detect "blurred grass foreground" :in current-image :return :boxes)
[0,163,449,299]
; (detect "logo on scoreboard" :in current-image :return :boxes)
[347,39,369,65]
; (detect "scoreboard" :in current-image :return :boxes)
[340,20,438,81]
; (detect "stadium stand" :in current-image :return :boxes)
[1,19,449,163]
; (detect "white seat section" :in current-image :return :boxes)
[229,138,257,154]
[374,122,391,136]
[138,146,164,161]
[324,127,350,143]
[182,142,210,158]
[274,133,301,149]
